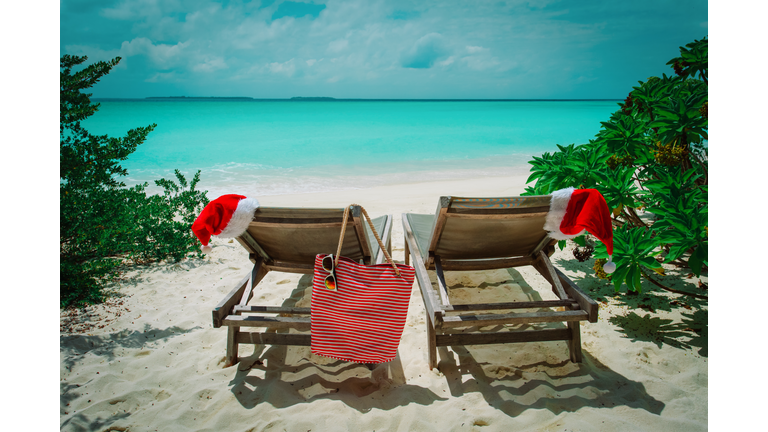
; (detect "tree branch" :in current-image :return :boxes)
[626,206,648,228]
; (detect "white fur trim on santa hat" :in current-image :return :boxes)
[543,187,585,240]
[218,197,260,238]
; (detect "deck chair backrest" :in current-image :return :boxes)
[238,206,374,266]
[430,196,552,260]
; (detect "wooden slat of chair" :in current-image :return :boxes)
[263,261,315,274]
[445,299,576,312]
[439,256,535,271]
[436,328,571,346]
[445,212,549,219]
[441,310,588,328]
[233,305,311,314]
[222,315,312,330]
[449,196,551,209]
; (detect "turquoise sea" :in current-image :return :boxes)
[84,100,620,197]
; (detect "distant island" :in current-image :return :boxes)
[290,97,336,101]
[91,97,624,102]
[145,96,254,100]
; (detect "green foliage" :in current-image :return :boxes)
[524,37,708,292]
[61,55,209,308]
[646,171,708,277]
[594,227,663,293]
[666,37,708,84]
[522,143,609,195]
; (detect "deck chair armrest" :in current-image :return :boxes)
[212,272,251,328]
[402,214,443,329]
[555,268,599,323]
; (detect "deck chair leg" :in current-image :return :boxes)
[226,326,240,367]
[567,321,582,363]
[427,319,437,369]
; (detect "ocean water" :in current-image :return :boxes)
[83,100,620,197]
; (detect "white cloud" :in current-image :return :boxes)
[145,71,178,82]
[460,47,499,71]
[462,54,500,71]
[328,39,349,53]
[101,0,167,20]
[269,59,296,76]
[119,37,189,69]
[193,58,227,73]
[63,0,709,98]
[228,17,295,49]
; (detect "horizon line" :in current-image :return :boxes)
[92,97,623,101]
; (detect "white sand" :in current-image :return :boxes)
[60,175,708,431]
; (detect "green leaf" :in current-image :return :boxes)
[687,249,703,277]
[612,263,631,291]
[639,256,662,269]
[633,265,643,293]
[626,265,640,292]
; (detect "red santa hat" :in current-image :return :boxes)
[191,194,260,253]
[543,187,616,273]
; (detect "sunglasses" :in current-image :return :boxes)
[321,254,338,291]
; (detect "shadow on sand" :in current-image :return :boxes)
[426,266,667,417]
[553,255,708,357]
[226,273,447,411]
[437,348,665,417]
[60,324,201,431]
[225,267,668,419]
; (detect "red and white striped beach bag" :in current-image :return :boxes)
[311,255,415,363]
[310,206,416,363]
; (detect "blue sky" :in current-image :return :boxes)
[61,0,707,98]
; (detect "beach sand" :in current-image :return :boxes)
[60,174,708,431]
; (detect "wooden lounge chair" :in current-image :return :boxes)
[402,196,599,370]
[212,205,393,367]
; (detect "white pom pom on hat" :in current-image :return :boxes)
[602,260,616,274]
[543,187,616,273]
[191,194,260,254]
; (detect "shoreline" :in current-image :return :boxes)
[60,175,708,431]
[127,159,536,199]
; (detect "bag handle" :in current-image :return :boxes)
[335,204,401,277]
